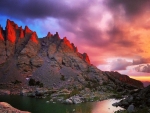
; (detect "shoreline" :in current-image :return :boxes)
[0,102,30,113]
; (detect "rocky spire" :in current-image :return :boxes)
[47,32,53,37]
[62,37,73,49]
[71,43,78,52]
[30,32,38,44]
[19,26,24,38]
[6,19,16,43]
[0,26,4,41]
[24,26,32,34]
[82,53,90,64]
[53,32,60,40]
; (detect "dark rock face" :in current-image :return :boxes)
[104,71,143,88]
[114,85,150,109]
[0,19,144,90]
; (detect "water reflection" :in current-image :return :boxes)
[66,99,123,113]
[91,99,123,113]
[0,96,123,113]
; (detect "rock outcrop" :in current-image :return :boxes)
[104,71,143,88]
[113,85,150,109]
[0,19,143,91]
[0,102,30,113]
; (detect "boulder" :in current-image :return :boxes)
[63,99,73,104]
[20,89,30,96]
[127,104,134,113]
[71,96,83,104]
[0,102,30,113]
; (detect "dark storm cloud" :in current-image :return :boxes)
[1,0,150,66]
[0,0,139,48]
[106,0,150,18]
[0,0,88,21]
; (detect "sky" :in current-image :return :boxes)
[1,0,150,83]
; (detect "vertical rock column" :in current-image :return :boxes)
[6,19,17,57]
[0,26,7,64]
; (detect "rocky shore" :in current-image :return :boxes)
[0,102,30,113]
[113,85,150,113]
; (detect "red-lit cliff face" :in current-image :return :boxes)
[77,52,91,64]
[24,26,32,34]
[6,19,17,43]
[104,71,143,88]
[82,53,90,64]
[30,32,38,44]
[19,27,24,38]
[62,37,74,49]
[71,43,78,52]
[0,26,4,41]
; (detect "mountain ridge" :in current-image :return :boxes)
[0,19,143,90]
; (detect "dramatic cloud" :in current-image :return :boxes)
[0,0,150,69]
[109,59,132,71]
[106,0,150,18]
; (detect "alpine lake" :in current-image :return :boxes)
[0,95,123,113]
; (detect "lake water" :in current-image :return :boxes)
[0,95,123,113]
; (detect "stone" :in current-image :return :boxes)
[127,104,134,113]
[0,90,10,95]
[71,96,83,104]
[0,102,30,113]
[20,89,30,96]
[64,99,73,104]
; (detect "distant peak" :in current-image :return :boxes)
[47,32,53,37]
[24,26,32,34]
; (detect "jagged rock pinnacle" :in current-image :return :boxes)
[47,32,53,37]
[0,26,4,41]
[82,53,90,64]
[30,32,38,44]
[19,26,24,38]
[6,19,16,43]
[62,37,73,49]
[24,26,32,34]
